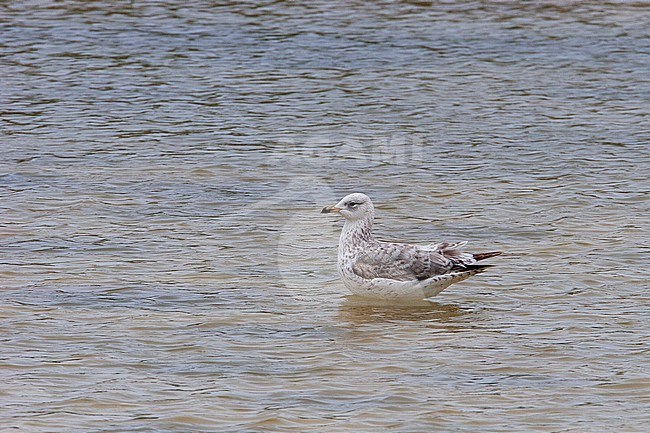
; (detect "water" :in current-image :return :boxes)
[1,1,649,431]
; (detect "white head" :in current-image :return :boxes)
[321,193,374,222]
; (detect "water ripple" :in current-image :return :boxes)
[2,1,649,431]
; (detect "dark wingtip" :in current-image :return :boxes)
[464,264,493,273]
[451,263,493,273]
[473,251,503,261]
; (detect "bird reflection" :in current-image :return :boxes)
[337,295,469,325]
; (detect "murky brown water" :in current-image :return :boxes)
[1,1,649,431]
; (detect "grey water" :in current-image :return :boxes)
[1,1,649,432]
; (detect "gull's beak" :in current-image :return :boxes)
[321,205,341,214]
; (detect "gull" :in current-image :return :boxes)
[321,193,502,299]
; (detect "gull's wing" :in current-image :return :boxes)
[351,241,459,282]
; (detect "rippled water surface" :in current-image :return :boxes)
[1,1,649,431]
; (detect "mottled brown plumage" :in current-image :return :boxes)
[322,193,502,299]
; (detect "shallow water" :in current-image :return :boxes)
[1,1,649,432]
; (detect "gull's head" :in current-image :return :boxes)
[321,193,374,222]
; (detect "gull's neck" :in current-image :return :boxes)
[339,212,375,254]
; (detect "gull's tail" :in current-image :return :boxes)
[472,251,503,261]
[441,246,503,270]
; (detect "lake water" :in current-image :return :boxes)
[1,1,649,432]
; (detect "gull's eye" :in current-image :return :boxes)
[347,201,358,207]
